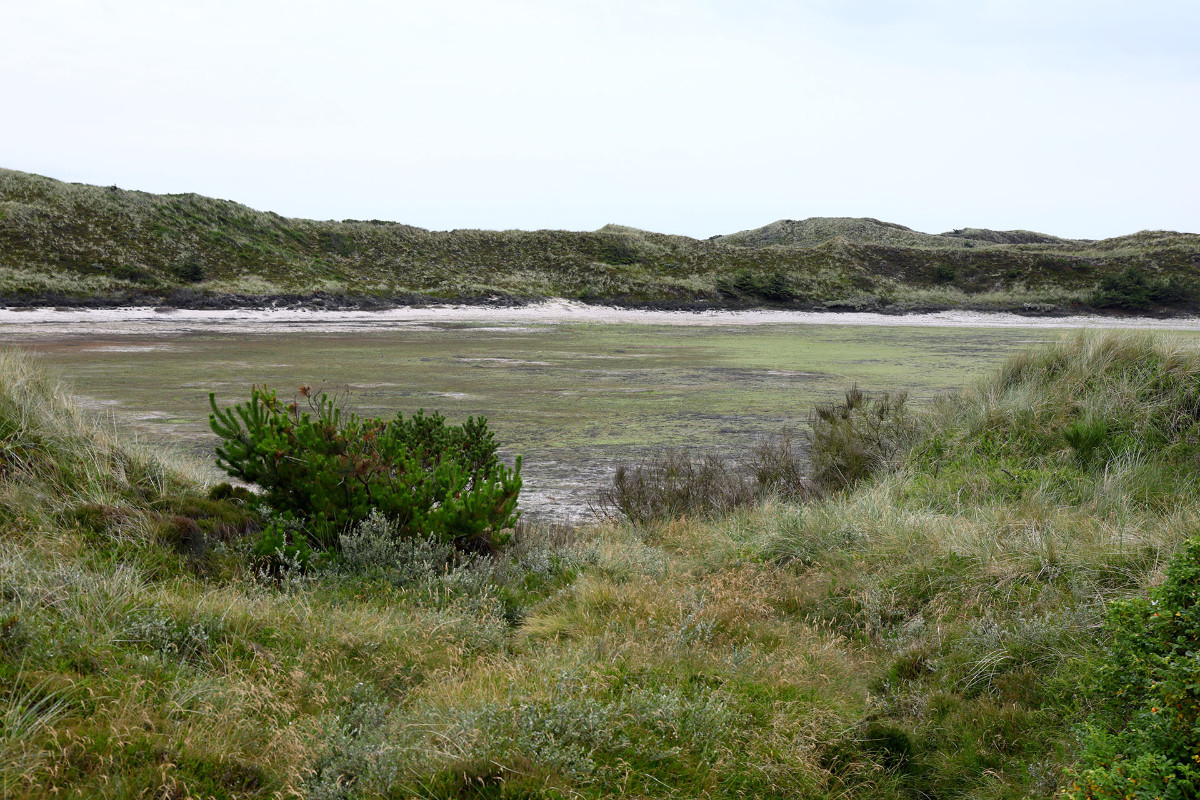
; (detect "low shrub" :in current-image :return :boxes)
[336,510,457,584]
[716,269,796,302]
[808,387,915,492]
[743,427,810,498]
[931,263,957,284]
[110,263,154,283]
[597,232,645,265]
[1090,265,1196,311]
[170,256,206,283]
[596,449,754,524]
[209,387,522,552]
[251,512,314,570]
[596,429,812,523]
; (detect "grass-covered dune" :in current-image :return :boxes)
[2,331,1199,798]
[2,167,1199,313]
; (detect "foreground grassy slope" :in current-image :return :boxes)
[2,332,1198,798]
[2,168,1198,311]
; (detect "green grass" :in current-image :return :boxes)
[2,168,1199,312]
[2,332,1200,798]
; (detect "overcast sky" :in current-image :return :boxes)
[4,1,1198,238]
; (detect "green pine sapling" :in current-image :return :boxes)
[209,386,521,552]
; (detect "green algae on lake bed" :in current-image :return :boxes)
[2,319,1167,518]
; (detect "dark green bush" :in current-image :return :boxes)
[170,255,206,283]
[716,269,796,302]
[732,269,759,295]
[1090,265,1197,310]
[209,387,521,551]
[1064,535,1200,799]
[206,481,256,505]
[598,233,643,265]
[319,232,357,257]
[253,513,315,569]
[931,263,957,284]
[110,263,154,283]
[760,270,795,301]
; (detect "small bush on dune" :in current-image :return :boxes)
[596,429,812,523]
[209,386,522,553]
[716,268,796,302]
[170,255,206,284]
[596,387,916,526]
[809,387,915,492]
[597,449,755,525]
[744,427,810,497]
[336,510,458,584]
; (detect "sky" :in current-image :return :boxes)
[4,0,1198,239]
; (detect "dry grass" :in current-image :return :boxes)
[3,332,1200,797]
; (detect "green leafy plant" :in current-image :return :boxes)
[252,513,315,570]
[1064,535,1200,799]
[209,386,521,551]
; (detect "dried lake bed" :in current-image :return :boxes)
[5,303,1200,520]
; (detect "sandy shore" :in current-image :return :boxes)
[3,301,1200,336]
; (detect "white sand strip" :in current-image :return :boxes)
[3,301,1200,335]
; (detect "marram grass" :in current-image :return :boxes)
[1,332,1199,798]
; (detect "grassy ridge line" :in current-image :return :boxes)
[1,167,1199,311]
[711,216,1074,249]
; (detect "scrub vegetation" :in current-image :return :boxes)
[2,331,1199,798]
[209,386,522,559]
[3,167,1199,313]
